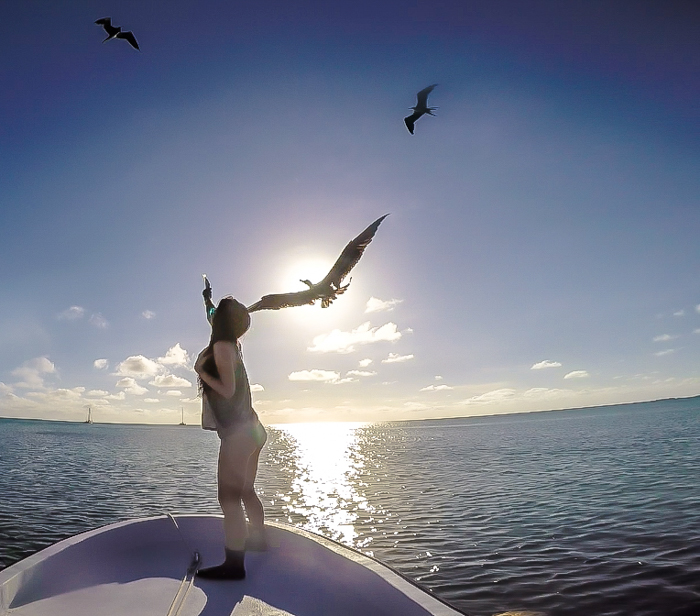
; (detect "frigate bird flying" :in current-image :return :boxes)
[404,84,438,134]
[247,214,389,312]
[94,17,139,50]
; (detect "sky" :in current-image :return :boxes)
[1,0,699,425]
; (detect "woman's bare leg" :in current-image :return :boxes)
[198,430,257,579]
[241,445,265,530]
[218,430,257,551]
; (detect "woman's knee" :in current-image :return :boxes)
[218,480,244,505]
[241,485,258,501]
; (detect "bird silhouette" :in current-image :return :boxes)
[247,215,389,312]
[95,18,139,50]
[404,84,438,134]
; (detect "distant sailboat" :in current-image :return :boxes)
[85,406,93,424]
[179,407,186,426]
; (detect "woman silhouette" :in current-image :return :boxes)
[194,296,267,579]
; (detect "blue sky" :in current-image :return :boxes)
[1,1,699,424]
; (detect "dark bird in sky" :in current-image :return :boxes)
[404,84,438,134]
[95,18,139,50]
[247,215,389,312]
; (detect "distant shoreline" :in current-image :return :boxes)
[1,393,698,427]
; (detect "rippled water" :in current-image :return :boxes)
[1,398,699,615]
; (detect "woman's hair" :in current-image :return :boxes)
[211,297,251,343]
[199,297,250,396]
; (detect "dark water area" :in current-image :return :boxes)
[1,398,699,615]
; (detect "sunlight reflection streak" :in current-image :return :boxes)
[275,422,368,544]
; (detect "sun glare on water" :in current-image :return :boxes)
[277,422,368,544]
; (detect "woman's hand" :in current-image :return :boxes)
[194,347,211,375]
[195,343,236,399]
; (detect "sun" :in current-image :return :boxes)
[277,256,333,294]
[265,254,360,327]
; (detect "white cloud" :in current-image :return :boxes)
[654,349,675,357]
[27,387,85,402]
[165,390,182,397]
[308,322,402,353]
[93,359,108,370]
[0,382,13,395]
[115,355,162,379]
[289,369,341,383]
[564,370,589,379]
[382,353,414,364]
[144,398,160,403]
[158,344,189,366]
[522,387,571,400]
[463,388,516,405]
[346,370,376,377]
[420,384,453,392]
[150,374,193,388]
[435,375,443,380]
[58,306,85,321]
[674,310,685,317]
[89,313,109,329]
[115,377,149,395]
[696,304,700,314]
[12,357,56,389]
[694,329,700,335]
[358,358,373,368]
[142,310,156,319]
[531,360,562,370]
[251,383,265,392]
[365,297,403,313]
[85,389,109,397]
[653,334,677,342]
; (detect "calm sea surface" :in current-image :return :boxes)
[1,399,699,616]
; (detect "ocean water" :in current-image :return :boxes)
[1,398,699,616]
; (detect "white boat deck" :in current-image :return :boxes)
[0,515,465,616]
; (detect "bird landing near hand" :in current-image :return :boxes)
[404,84,438,134]
[95,17,139,50]
[246,214,389,312]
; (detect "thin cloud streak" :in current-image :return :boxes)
[531,360,562,370]
[382,353,414,364]
[564,370,590,379]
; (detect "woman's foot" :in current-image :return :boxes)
[197,549,245,580]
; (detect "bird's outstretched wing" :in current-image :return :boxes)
[319,214,389,289]
[247,214,388,312]
[415,84,438,108]
[117,31,139,50]
[247,288,320,313]
[94,17,112,26]
[404,112,420,134]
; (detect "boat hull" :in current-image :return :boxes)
[0,515,464,616]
